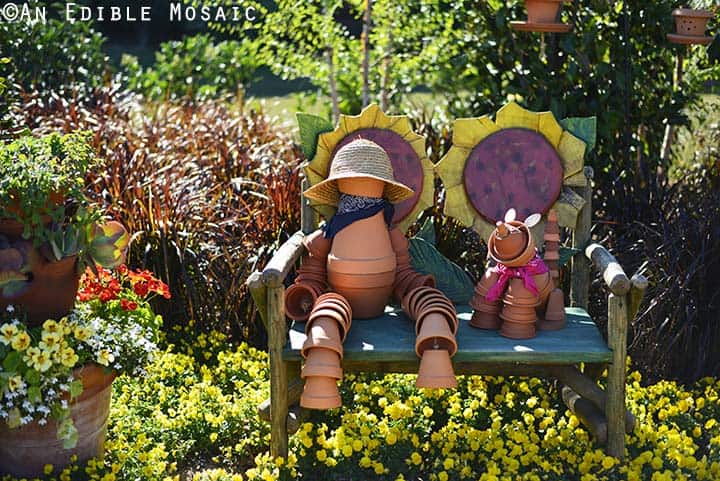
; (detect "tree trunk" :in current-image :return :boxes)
[327,47,340,123]
[361,0,373,108]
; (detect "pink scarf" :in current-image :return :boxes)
[485,252,549,302]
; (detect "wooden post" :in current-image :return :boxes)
[268,285,290,459]
[361,0,373,108]
[627,273,648,321]
[607,293,628,460]
[300,178,316,234]
[571,166,593,309]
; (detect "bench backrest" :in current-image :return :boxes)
[296,103,595,309]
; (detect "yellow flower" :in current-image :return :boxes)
[410,452,422,465]
[0,323,19,345]
[387,432,398,445]
[316,450,327,462]
[74,326,94,342]
[42,319,61,333]
[8,375,23,392]
[58,346,79,368]
[10,331,31,351]
[24,346,52,372]
[44,464,54,475]
[97,349,115,367]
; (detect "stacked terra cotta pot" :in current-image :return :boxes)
[300,293,352,409]
[402,286,458,388]
[469,210,566,339]
[285,230,331,321]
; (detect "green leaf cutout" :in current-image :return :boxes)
[296,112,334,161]
[409,237,475,304]
[550,246,581,268]
[560,117,596,154]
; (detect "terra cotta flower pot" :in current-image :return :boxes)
[416,349,458,389]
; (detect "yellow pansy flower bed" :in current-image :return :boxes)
[5,326,720,481]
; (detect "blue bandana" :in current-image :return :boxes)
[323,194,395,239]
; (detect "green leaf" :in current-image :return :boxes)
[57,418,79,449]
[409,237,474,303]
[296,112,334,160]
[559,247,581,267]
[25,369,41,386]
[560,117,596,154]
[69,379,84,399]
[27,386,42,403]
[2,351,22,372]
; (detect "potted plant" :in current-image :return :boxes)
[0,264,170,478]
[668,1,718,44]
[0,132,130,324]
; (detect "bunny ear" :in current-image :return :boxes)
[504,208,517,223]
[524,213,542,228]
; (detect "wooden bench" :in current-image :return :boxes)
[248,104,647,461]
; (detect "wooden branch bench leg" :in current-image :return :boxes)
[561,385,607,443]
[268,285,290,459]
[551,365,635,433]
[607,293,628,460]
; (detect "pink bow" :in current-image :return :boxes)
[485,253,549,302]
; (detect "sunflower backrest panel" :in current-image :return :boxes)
[435,102,596,248]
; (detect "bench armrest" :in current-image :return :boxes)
[262,231,307,287]
[246,231,306,329]
[585,243,631,296]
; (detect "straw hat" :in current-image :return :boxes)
[303,138,415,206]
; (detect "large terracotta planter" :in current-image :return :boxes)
[0,191,65,237]
[0,254,80,327]
[0,364,115,478]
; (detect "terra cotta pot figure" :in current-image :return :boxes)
[285,139,459,409]
[470,208,566,339]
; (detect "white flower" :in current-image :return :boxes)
[5,305,14,313]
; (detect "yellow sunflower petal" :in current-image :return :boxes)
[495,102,539,131]
[563,171,588,187]
[444,185,475,227]
[317,128,348,159]
[452,116,499,148]
[436,146,471,189]
[407,134,427,162]
[558,130,586,179]
[341,104,380,133]
[307,144,333,181]
[537,111,563,147]
[375,113,413,137]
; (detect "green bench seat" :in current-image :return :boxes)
[285,306,611,365]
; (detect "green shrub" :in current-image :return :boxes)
[0,14,108,97]
[122,34,262,101]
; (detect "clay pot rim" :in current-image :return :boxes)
[301,336,344,359]
[314,300,353,332]
[413,293,454,317]
[672,8,714,18]
[404,286,435,314]
[488,221,536,267]
[416,305,458,335]
[308,308,349,331]
[415,317,458,357]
